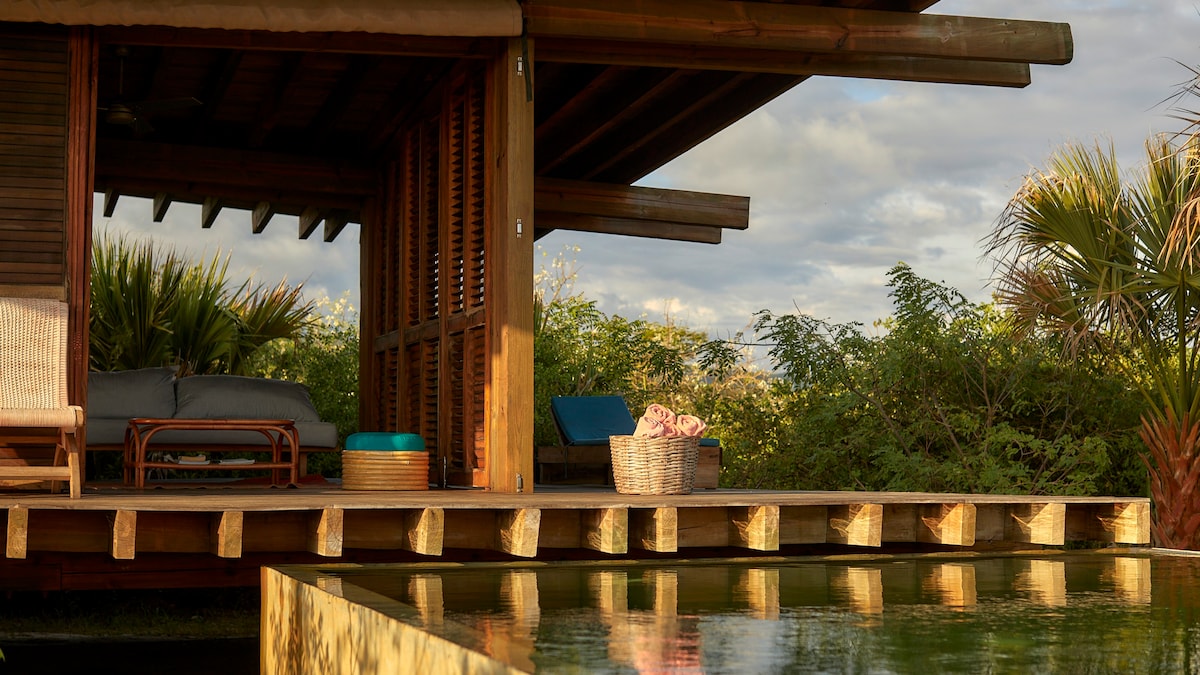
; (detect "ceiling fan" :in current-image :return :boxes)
[99,46,203,135]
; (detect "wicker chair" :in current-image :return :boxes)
[0,294,84,498]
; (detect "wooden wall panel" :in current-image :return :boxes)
[0,31,68,287]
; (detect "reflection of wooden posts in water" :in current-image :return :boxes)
[1016,559,1066,607]
[1105,556,1151,604]
[735,567,780,620]
[482,570,539,671]
[833,566,883,614]
[407,574,445,628]
[923,562,977,609]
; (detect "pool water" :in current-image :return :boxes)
[305,551,1200,673]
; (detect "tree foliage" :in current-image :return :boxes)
[696,264,1145,495]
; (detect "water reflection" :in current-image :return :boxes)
[326,554,1186,673]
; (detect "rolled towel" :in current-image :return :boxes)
[644,403,677,425]
[634,416,668,438]
[677,414,707,437]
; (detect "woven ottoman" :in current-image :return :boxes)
[341,432,429,490]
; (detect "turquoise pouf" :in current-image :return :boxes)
[345,432,425,451]
[342,433,428,490]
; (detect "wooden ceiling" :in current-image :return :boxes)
[87,0,1072,242]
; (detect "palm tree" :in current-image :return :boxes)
[90,233,315,376]
[986,135,1200,548]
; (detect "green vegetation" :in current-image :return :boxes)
[533,247,1146,498]
[986,134,1200,547]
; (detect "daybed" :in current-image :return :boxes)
[85,367,339,476]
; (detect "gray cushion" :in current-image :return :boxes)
[143,421,338,448]
[87,367,177,419]
[174,375,320,422]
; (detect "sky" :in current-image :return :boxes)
[97,0,1200,341]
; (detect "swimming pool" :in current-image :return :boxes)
[263,549,1197,673]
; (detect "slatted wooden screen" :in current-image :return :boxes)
[369,62,489,487]
[0,29,68,288]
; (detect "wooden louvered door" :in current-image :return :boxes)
[366,43,531,491]
[372,65,489,488]
[439,67,488,487]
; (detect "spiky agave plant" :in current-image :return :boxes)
[90,233,315,376]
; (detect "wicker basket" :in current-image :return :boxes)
[609,435,699,495]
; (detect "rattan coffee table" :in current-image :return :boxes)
[123,417,299,488]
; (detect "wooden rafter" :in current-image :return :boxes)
[248,51,305,148]
[525,0,1072,65]
[534,177,748,244]
[536,39,1033,88]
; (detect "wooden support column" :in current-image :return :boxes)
[631,507,677,552]
[484,37,535,493]
[211,511,243,558]
[66,27,96,415]
[6,507,28,559]
[111,509,136,560]
[308,508,344,557]
[827,504,882,547]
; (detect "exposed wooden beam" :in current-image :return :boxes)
[298,207,322,240]
[95,26,501,58]
[102,187,118,217]
[534,177,747,243]
[248,52,305,148]
[251,201,275,234]
[201,196,222,229]
[323,211,348,243]
[537,39,1033,87]
[152,192,171,222]
[525,0,1073,65]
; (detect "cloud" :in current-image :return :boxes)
[550,0,1200,335]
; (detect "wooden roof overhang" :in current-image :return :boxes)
[6,0,1071,245]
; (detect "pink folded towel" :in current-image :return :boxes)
[644,403,677,425]
[677,414,707,437]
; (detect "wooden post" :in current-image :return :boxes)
[484,37,535,492]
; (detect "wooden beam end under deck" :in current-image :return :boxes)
[583,507,628,555]
[827,503,883,547]
[111,509,137,560]
[631,507,677,553]
[496,508,541,558]
[6,506,28,559]
[404,507,444,556]
[308,508,344,557]
[211,511,244,559]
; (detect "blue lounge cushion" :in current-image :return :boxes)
[551,396,636,445]
[550,396,721,446]
[345,432,425,451]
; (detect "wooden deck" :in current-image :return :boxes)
[0,484,1150,591]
